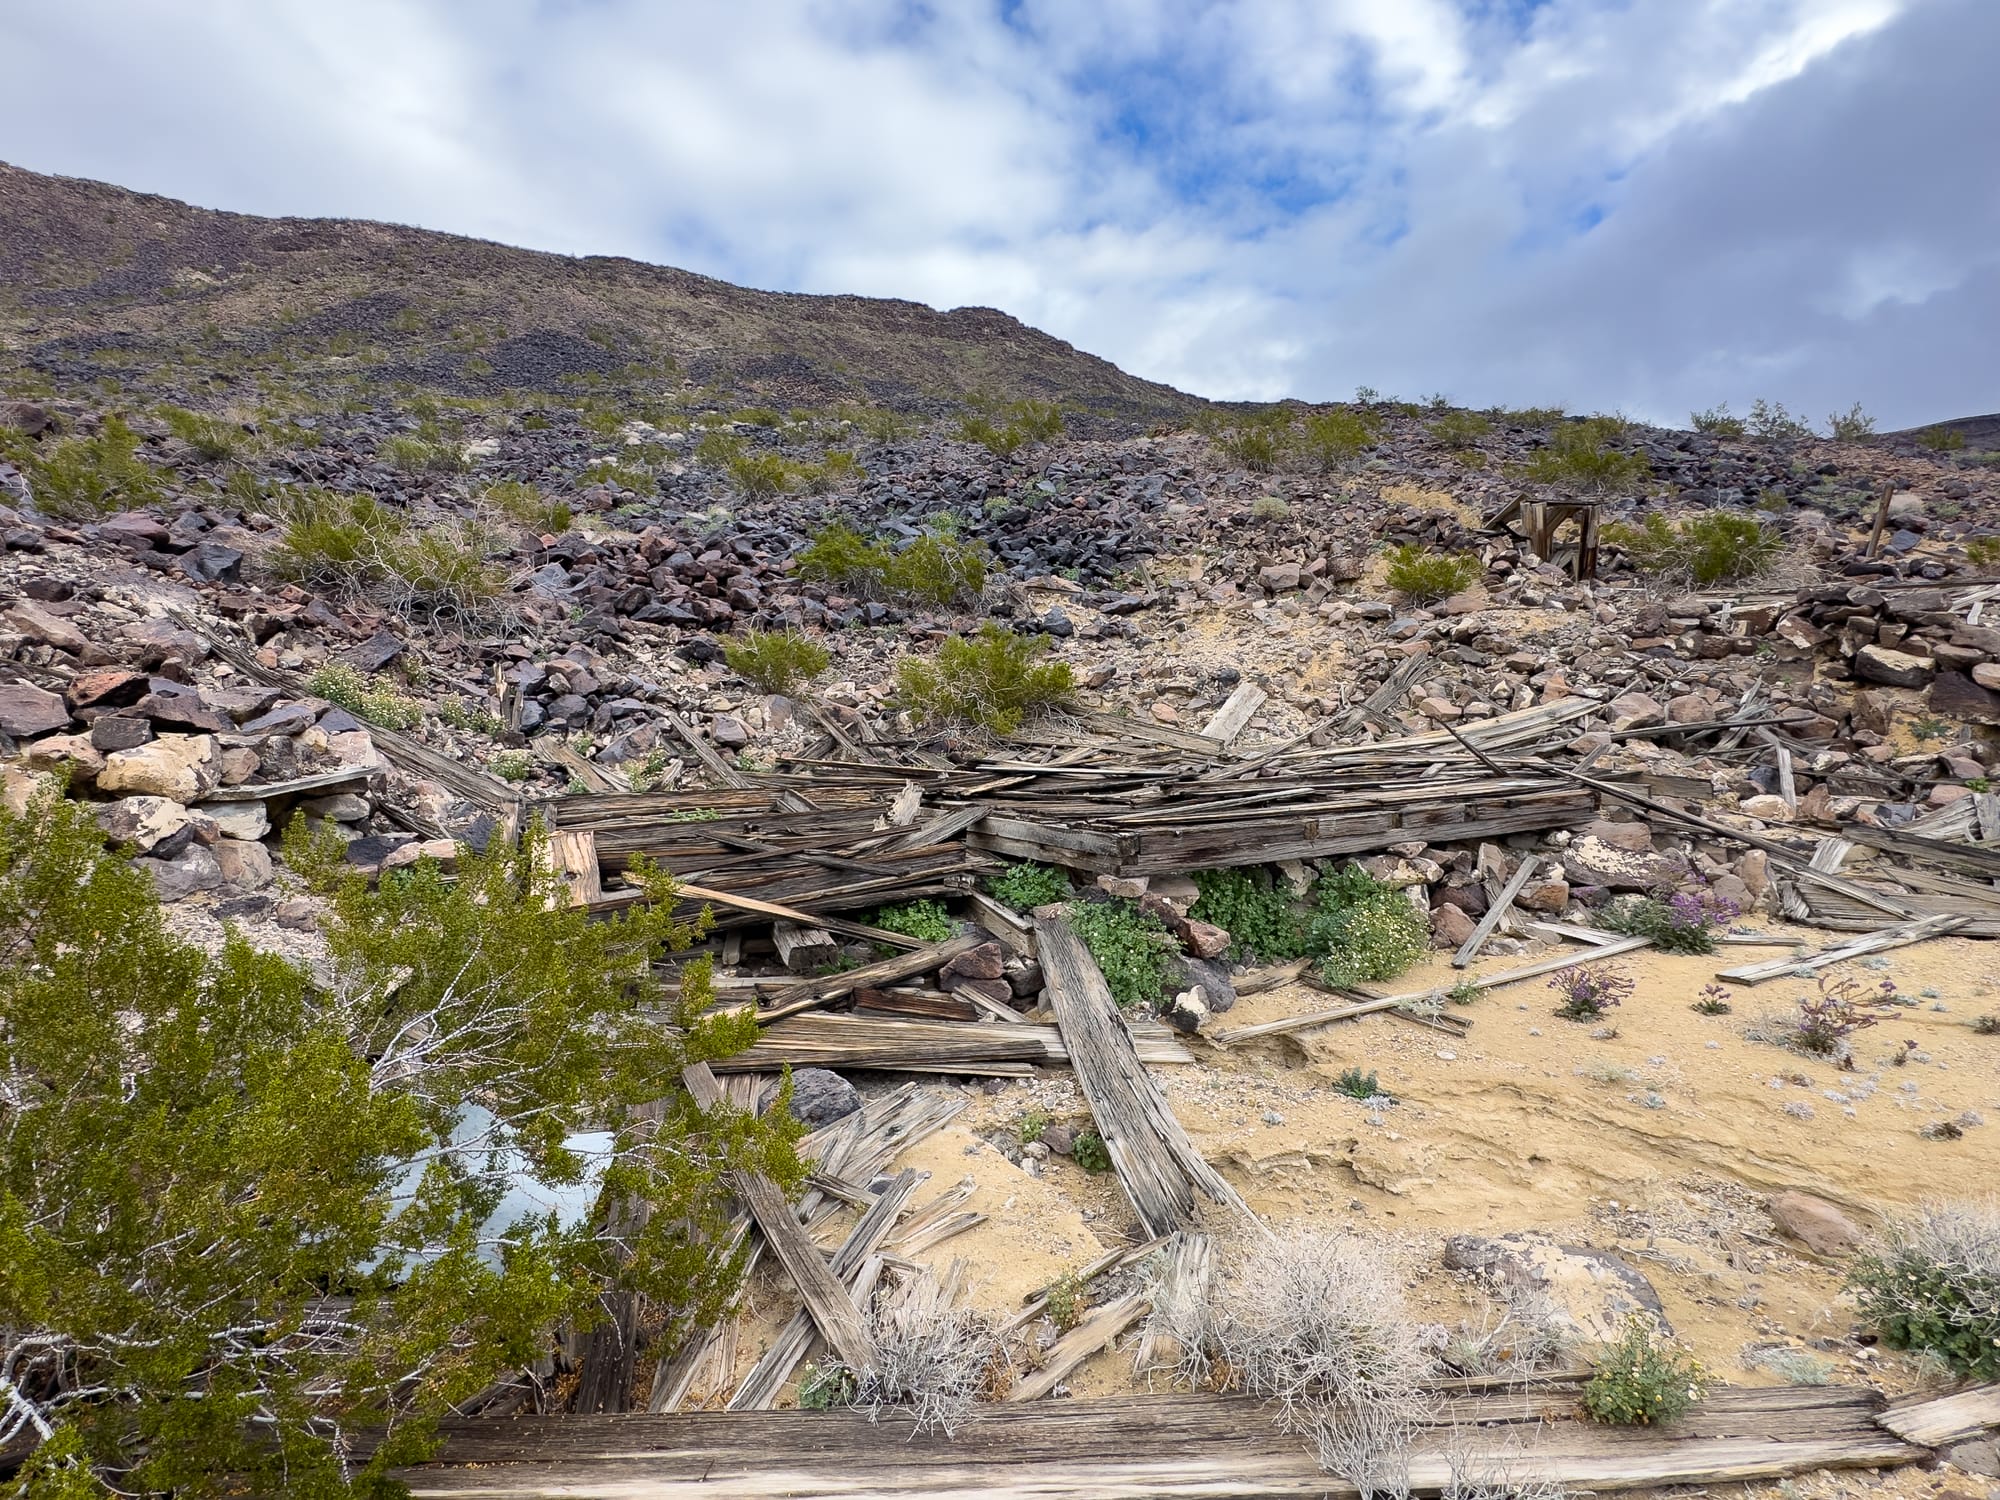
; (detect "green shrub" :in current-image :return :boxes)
[872,899,957,946]
[734,406,783,428]
[0,789,795,1494]
[578,457,653,491]
[1826,403,1876,441]
[1603,511,1779,586]
[1306,867,1429,988]
[1332,1068,1380,1100]
[1066,897,1178,1008]
[1501,406,1565,427]
[1747,399,1814,442]
[1597,888,1736,954]
[796,523,988,607]
[380,433,466,473]
[1919,425,1968,452]
[1190,868,1309,962]
[1522,419,1649,492]
[728,450,794,497]
[483,479,571,534]
[1250,495,1291,521]
[1383,543,1481,604]
[797,1360,858,1410]
[724,628,831,695]
[1299,409,1375,469]
[1690,404,1747,438]
[379,518,508,621]
[1072,1129,1112,1173]
[436,697,504,736]
[307,662,423,731]
[1043,1270,1086,1332]
[273,488,399,584]
[159,404,243,460]
[2,413,161,519]
[1427,411,1491,446]
[1964,537,2000,569]
[894,623,1075,734]
[490,749,533,782]
[959,398,1064,456]
[987,861,1072,912]
[1017,1108,1050,1145]
[797,450,860,494]
[1581,1318,1706,1426]
[1215,424,1286,472]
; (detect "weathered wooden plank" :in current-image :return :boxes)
[1452,854,1539,969]
[675,881,930,954]
[1715,913,1972,984]
[681,1064,872,1371]
[1878,1383,2000,1446]
[771,920,838,973]
[542,829,602,907]
[1199,683,1267,747]
[759,932,982,1016]
[1005,1291,1152,1403]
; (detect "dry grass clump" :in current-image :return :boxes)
[852,1264,1000,1436]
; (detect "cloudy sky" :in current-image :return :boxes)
[5,0,1997,427]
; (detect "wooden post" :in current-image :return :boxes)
[1864,481,1895,558]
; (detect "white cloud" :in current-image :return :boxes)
[1,0,1993,426]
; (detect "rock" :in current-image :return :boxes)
[205,801,271,841]
[326,730,385,772]
[382,838,460,871]
[25,733,104,781]
[767,1067,860,1127]
[1258,561,1303,591]
[1975,663,2000,691]
[1931,671,2000,724]
[96,795,192,853]
[67,668,148,710]
[1516,876,1570,913]
[135,843,223,902]
[1854,644,1934,687]
[1768,1191,1862,1256]
[1607,692,1664,731]
[1584,819,1653,853]
[275,897,319,931]
[1164,987,1210,1034]
[89,715,153,752]
[1149,874,1201,913]
[97,734,221,801]
[1943,1437,1999,1478]
[1441,1232,1668,1343]
[1096,874,1149,899]
[1039,606,1074,638]
[1666,692,1712,725]
[1432,901,1480,947]
[219,747,260,785]
[1740,794,1794,821]
[99,511,169,547]
[303,792,370,823]
[1177,918,1231,960]
[212,838,275,889]
[940,943,1006,982]
[709,714,749,749]
[1562,835,1685,893]
[348,628,406,672]
[1885,491,1925,522]
[1737,850,1771,898]
[1041,1123,1076,1156]
[0,682,71,738]
[239,702,317,736]
[1173,955,1236,1013]
[6,600,89,655]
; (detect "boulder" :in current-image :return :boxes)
[1768,1191,1862,1256]
[95,795,192,854]
[766,1067,861,1127]
[1516,876,1571,913]
[25,733,104,782]
[89,716,154,752]
[1607,692,1664,731]
[67,668,148,710]
[206,801,271,841]
[1432,901,1480,947]
[1442,1232,1668,1343]
[97,734,221,801]
[1583,819,1653,853]
[1561,834,1685,892]
[6,600,89,655]
[211,838,275,889]
[1258,561,1303,592]
[303,792,371,823]
[1854,644,1934,687]
[135,843,223,902]
[1173,955,1236,1013]
[1740,794,1794,822]
[0,682,70,738]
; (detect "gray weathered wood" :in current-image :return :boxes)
[1715,913,1971,984]
[771,920,838,973]
[1451,854,1539,968]
[1005,1291,1151,1403]
[1877,1383,2000,1446]
[758,932,982,1016]
[1199,683,1266,747]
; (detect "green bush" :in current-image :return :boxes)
[1690,403,1747,438]
[1919,425,1968,452]
[1427,411,1491,446]
[273,488,399,585]
[1966,537,2000,569]
[724,628,831,695]
[159,404,243,460]
[987,861,1072,912]
[1747,398,1814,442]
[379,518,508,621]
[1017,1108,1050,1145]
[1603,511,1779,586]
[1826,402,1876,441]
[1190,868,1309,962]
[1849,1200,2000,1380]
[1500,406,1565,427]
[1332,1068,1380,1100]
[1306,867,1429,988]
[380,433,467,473]
[1522,418,1649,492]
[959,398,1064,456]
[1250,495,1291,521]
[483,479,572,534]
[728,450,794,497]
[1043,1269,1086,1331]
[1299,409,1375,469]
[1072,1129,1112,1173]
[797,450,860,494]
[894,623,1075,734]
[796,524,988,608]
[307,662,423,731]
[2,414,161,519]
[1581,1318,1706,1426]
[1215,423,1286,472]
[872,899,956,946]
[1383,543,1481,604]
[1066,897,1178,1008]
[0,789,796,1494]
[490,749,533,782]
[797,1361,858,1410]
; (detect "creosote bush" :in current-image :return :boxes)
[1066,897,1178,1008]
[1299,408,1377,469]
[1521,418,1648,492]
[1747,398,1814,443]
[958,398,1064,456]
[1,413,161,519]
[483,478,572,535]
[1581,1318,1705,1426]
[986,860,1071,912]
[1383,544,1481,605]
[1690,403,1748,438]
[1849,1197,2000,1381]
[275,491,507,622]
[159,404,243,461]
[894,623,1075,735]
[1826,402,1877,441]
[797,523,988,607]
[1427,410,1491,446]
[723,627,831,696]
[1603,511,1780,587]
[0,791,796,1495]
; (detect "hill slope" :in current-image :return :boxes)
[0,161,1197,425]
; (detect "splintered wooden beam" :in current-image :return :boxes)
[1004,1291,1152,1403]
[1199,682,1267,746]
[758,932,982,1018]
[675,882,930,954]
[1715,913,1972,985]
[1451,854,1539,968]
[681,1064,872,1372]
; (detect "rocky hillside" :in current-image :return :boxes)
[0,161,1197,425]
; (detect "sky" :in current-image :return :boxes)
[4,0,1997,429]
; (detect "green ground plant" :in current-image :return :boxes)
[1690,404,1748,438]
[1603,511,1779,586]
[483,479,572,534]
[1427,411,1491,446]
[724,628,832,696]
[1017,1108,1050,1145]
[1,413,162,519]
[0,790,796,1495]
[1071,1129,1112,1173]
[1332,1068,1380,1100]
[986,861,1072,912]
[959,398,1064,456]
[1581,1319,1706,1426]
[380,432,467,474]
[1066,898,1178,1008]
[159,403,244,460]
[1383,543,1481,604]
[306,662,424,731]
[1298,409,1376,469]
[872,899,957,946]
[1963,538,2000,569]
[894,623,1074,734]
[1043,1270,1087,1332]
[1305,867,1430,988]
[1189,868,1310,962]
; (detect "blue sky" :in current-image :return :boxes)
[4,0,1997,428]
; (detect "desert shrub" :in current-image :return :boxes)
[797,449,860,494]
[851,1268,999,1436]
[796,523,987,607]
[1215,424,1285,472]
[1748,1347,1835,1384]
[306,662,422,731]
[1598,884,1739,954]
[578,457,653,491]
[0,790,794,1494]
[1974,1014,2000,1036]
[1550,964,1634,1022]
[1250,494,1291,520]
[436,697,503,736]
[728,449,794,497]
[1603,511,1779,587]
[378,517,508,621]
[1066,897,1178,1008]
[1849,1198,2000,1380]
[1072,1129,1112,1172]
[1692,984,1734,1015]
[1500,405,1566,427]
[958,398,1064,456]
[1299,409,1376,469]
[1190,867,1308,962]
[1581,1318,1705,1426]
[380,432,466,473]
[1522,418,1648,492]
[1017,1108,1049,1145]
[872,899,956,946]
[1826,403,1876,441]
[1428,411,1491,446]
[733,406,783,428]
[1779,973,1900,1058]
[987,860,1071,911]
[1044,1270,1086,1333]
[1967,538,2000,569]
[1383,544,1481,604]
[1306,867,1429,987]
[895,623,1074,734]
[1747,398,1814,442]
[2,413,161,519]
[1333,1068,1380,1101]
[1690,403,1747,438]
[159,403,243,460]
[483,478,571,534]
[1199,1230,1433,1482]
[490,749,533,782]
[273,488,400,585]
[1918,425,1967,452]
[797,1361,857,1409]
[724,628,831,695]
